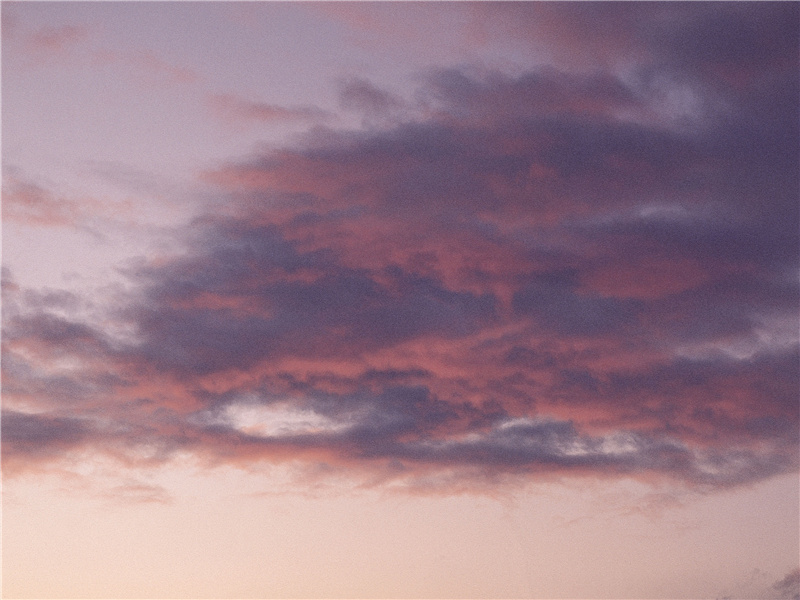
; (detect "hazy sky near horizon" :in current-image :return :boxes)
[2,2,799,599]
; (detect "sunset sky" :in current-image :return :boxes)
[2,2,799,599]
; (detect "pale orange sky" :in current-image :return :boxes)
[5,466,798,599]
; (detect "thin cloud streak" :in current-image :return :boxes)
[208,93,330,124]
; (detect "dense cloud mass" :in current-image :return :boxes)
[3,3,798,491]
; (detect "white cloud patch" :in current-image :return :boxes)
[219,401,352,438]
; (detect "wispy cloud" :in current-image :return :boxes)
[208,93,329,124]
[25,23,89,61]
[1,171,113,229]
[94,48,201,87]
[1,169,141,236]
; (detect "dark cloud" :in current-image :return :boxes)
[3,3,797,491]
[2,410,90,457]
[773,568,800,600]
[467,2,799,85]
[647,2,799,80]
[512,270,643,337]
[120,220,497,376]
[421,68,643,125]
[338,78,405,124]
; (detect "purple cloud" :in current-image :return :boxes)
[3,2,797,493]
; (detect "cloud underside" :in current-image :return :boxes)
[3,3,798,491]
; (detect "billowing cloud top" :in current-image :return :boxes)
[3,2,798,492]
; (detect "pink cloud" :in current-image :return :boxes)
[27,24,88,56]
[208,93,329,124]
[1,172,134,229]
[2,174,93,228]
[92,48,201,87]
[3,4,797,493]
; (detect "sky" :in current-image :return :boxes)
[1,2,799,599]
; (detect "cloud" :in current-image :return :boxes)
[717,567,800,600]
[25,23,89,59]
[208,93,329,124]
[7,14,200,88]
[3,3,797,493]
[465,2,799,80]
[2,172,93,228]
[337,78,408,127]
[1,169,140,233]
[102,480,172,505]
[1,411,91,460]
[773,569,800,600]
[94,48,201,87]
